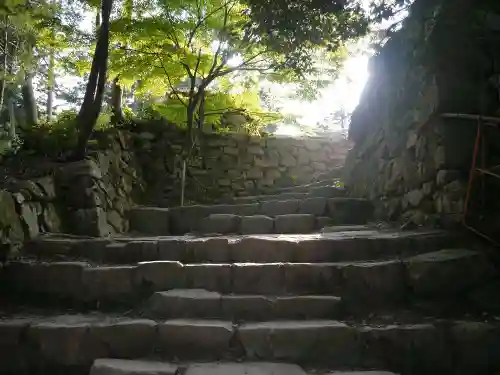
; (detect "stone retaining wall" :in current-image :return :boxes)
[0,127,348,245]
[133,125,349,206]
[344,0,500,227]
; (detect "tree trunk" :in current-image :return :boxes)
[47,51,54,121]
[22,73,37,126]
[6,88,16,139]
[111,75,124,123]
[72,0,113,160]
[0,25,7,109]
[197,88,205,130]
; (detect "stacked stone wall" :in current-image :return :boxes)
[344,0,500,227]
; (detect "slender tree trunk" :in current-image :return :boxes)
[111,75,124,123]
[0,25,7,109]
[22,73,37,126]
[72,0,112,160]
[197,88,205,131]
[46,0,56,121]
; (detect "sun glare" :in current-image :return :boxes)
[276,52,370,135]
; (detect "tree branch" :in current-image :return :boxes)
[155,55,187,108]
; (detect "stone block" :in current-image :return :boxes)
[280,152,297,167]
[201,214,240,234]
[188,237,231,263]
[283,263,342,294]
[224,146,239,156]
[158,320,234,358]
[82,266,136,302]
[230,237,296,263]
[233,263,284,294]
[186,264,232,293]
[27,319,91,365]
[128,207,169,235]
[248,146,265,156]
[91,359,178,375]
[450,321,500,374]
[260,199,299,216]
[185,362,307,375]
[0,320,29,373]
[360,323,450,372]
[436,169,462,186]
[311,162,327,171]
[145,289,222,319]
[404,249,496,296]
[273,295,341,319]
[240,215,274,234]
[221,295,273,320]
[135,261,185,291]
[246,168,264,180]
[342,260,406,308]
[274,214,315,234]
[86,319,157,358]
[308,186,344,198]
[239,321,359,364]
[298,197,327,215]
[327,198,374,225]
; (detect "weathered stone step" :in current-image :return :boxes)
[90,359,317,375]
[131,197,372,235]
[144,289,341,320]
[90,359,399,375]
[201,214,319,234]
[24,230,467,264]
[1,314,498,374]
[4,249,494,307]
[229,185,345,204]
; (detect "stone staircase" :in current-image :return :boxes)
[1,181,500,375]
[130,184,373,235]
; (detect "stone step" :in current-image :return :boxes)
[143,289,341,320]
[229,186,345,204]
[131,197,372,235]
[200,214,319,235]
[90,359,322,375]
[24,230,467,264]
[1,314,498,374]
[90,359,399,375]
[4,249,494,307]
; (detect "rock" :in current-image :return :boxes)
[185,362,307,375]
[223,147,239,156]
[436,169,462,186]
[248,146,265,156]
[240,215,274,234]
[58,159,102,180]
[280,152,297,167]
[20,203,40,239]
[404,249,496,296]
[246,168,263,180]
[201,214,240,234]
[129,207,169,235]
[311,162,327,171]
[70,208,109,237]
[274,214,315,234]
[90,359,178,375]
[157,319,234,358]
[405,189,424,207]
